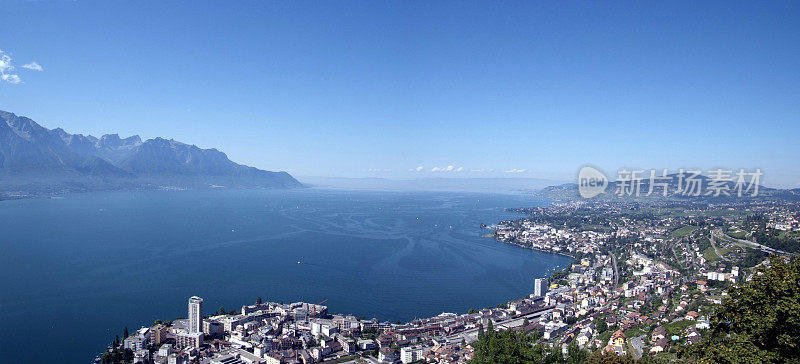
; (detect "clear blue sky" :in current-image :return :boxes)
[1,1,799,186]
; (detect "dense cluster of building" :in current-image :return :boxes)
[103,199,798,363]
[490,199,797,359]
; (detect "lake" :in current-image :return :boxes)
[0,188,572,363]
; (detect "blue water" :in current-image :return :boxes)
[0,189,571,363]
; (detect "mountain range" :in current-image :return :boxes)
[0,110,303,196]
[534,174,800,202]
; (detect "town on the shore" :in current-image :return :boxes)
[99,198,799,364]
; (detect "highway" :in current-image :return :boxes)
[712,229,792,256]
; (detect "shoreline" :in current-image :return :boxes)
[496,234,578,261]
[89,198,576,362]
[96,206,571,357]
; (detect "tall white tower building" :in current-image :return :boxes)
[188,296,203,334]
[534,278,548,297]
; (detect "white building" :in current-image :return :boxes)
[133,349,149,363]
[576,332,591,348]
[158,343,173,357]
[400,346,424,364]
[175,331,203,350]
[601,267,614,282]
[123,327,151,351]
[188,296,204,334]
[123,335,148,351]
[534,278,548,297]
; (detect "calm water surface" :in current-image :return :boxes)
[0,188,571,363]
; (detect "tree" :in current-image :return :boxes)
[637,353,671,364]
[685,256,800,363]
[101,347,134,364]
[472,328,564,364]
[587,350,634,364]
[123,326,129,339]
[122,348,133,363]
[566,344,588,364]
[256,296,263,304]
[596,317,608,334]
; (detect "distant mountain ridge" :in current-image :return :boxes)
[534,173,800,201]
[0,110,303,196]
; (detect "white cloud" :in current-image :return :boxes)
[1,74,21,84]
[410,166,424,172]
[505,168,527,173]
[430,165,463,173]
[0,50,42,84]
[0,50,21,84]
[0,52,12,72]
[22,62,43,71]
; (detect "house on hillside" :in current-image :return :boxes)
[649,338,668,354]
[610,329,626,346]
